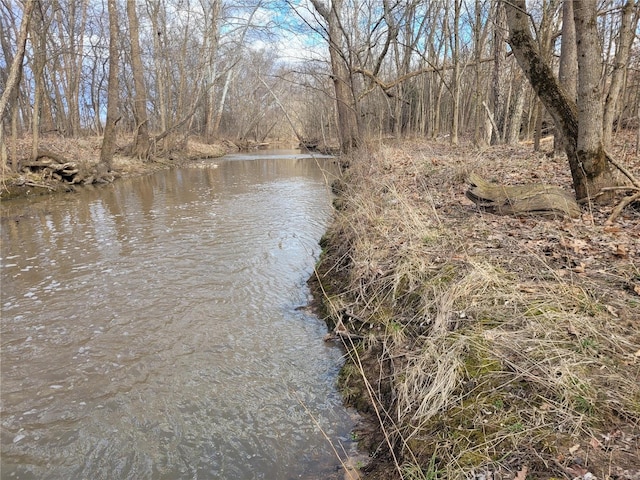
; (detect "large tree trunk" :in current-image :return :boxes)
[310,0,360,153]
[126,0,150,160]
[99,0,120,172]
[503,0,615,202]
[572,0,615,201]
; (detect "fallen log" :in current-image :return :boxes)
[465,172,581,218]
[35,148,71,165]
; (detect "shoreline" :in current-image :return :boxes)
[312,138,640,479]
[0,136,235,202]
[3,135,639,478]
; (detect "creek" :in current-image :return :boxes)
[0,151,356,479]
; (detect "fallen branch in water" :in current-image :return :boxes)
[21,179,56,190]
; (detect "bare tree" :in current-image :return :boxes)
[146,0,168,133]
[491,1,508,144]
[573,0,615,198]
[29,1,51,161]
[0,0,35,170]
[553,0,578,155]
[450,0,462,145]
[64,0,89,136]
[99,0,120,172]
[309,0,361,152]
[603,0,639,146]
[126,0,150,160]
[202,0,221,140]
[503,0,615,202]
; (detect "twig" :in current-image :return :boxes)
[334,319,365,340]
[598,151,640,223]
[605,149,640,189]
[598,186,640,193]
[23,180,55,190]
[341,334,405,479]
[258,76,305,144]
[312,267,404,477]
[482,101,502,144]
[588,185,640,202]
[342,309,366,323]
[607,191,640,225]
[289,389,353,476]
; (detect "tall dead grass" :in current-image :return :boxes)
[316,140,640,478]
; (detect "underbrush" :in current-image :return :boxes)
[315,139,640,479]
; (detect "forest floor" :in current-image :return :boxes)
[314,133,640,480]
[0,134,234,200]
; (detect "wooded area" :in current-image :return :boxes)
[1,0,639,199]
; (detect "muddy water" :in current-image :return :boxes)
[0,152,356,479]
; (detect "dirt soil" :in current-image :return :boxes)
[314,134,639,480]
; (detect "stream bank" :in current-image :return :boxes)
[1,135,234,200]
[313,138,640,479]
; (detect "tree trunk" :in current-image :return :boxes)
[100,0,120,172]
[573,0,614,201]
[450,0,461,146]
[147,1,168,133]
[0,0,34,171]
[554,0,578,155]
[203,1,221,140]
[491,2,508,145]
[30,4,48,161]
[503,0,615,202]
[126,0,150,160]
[310,0,360,153]
[603,0,638,147]
[473,0,487,147]
[61,1,88,137]
[0,0,34,125]
[213,69,233,136]
[506,76,526,145]
[533,99,543,152]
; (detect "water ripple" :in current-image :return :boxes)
[1,156,353,479]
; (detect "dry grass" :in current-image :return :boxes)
[316,137,640,479]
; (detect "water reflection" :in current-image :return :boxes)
[1,154,355,479]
